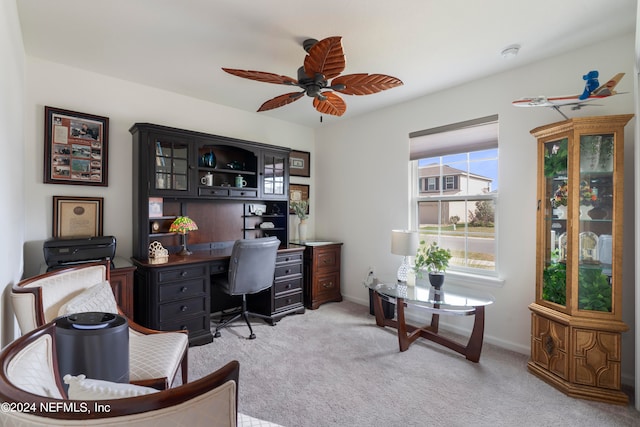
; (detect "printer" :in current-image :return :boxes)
[44,236,116,271]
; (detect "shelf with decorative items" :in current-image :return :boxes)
[529,114,633,405]
[242,202,288,243]
[196,142,259,198]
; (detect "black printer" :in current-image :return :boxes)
[44,236,116,270]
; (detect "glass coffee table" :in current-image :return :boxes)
[365,279,494,362]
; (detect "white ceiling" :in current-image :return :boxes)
[16,0,637,128]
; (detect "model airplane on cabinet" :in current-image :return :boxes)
[512,71,625,119]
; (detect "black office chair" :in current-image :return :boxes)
[212,237,280,339]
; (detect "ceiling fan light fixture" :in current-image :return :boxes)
[501,44,520,59]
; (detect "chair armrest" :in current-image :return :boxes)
[124,313,189,338]
[1,358,239,422]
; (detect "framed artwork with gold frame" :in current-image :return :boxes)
[53,196,104,238]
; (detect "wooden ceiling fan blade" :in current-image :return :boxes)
[303,36,345,80]
[332,73,403,95]
[257,92,304,112]
[222,68,298,85]
[313,92,346,116]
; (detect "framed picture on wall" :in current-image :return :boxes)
[44,106,109,186]
[52,196,104,238]
[289,184,310,215]
[289,150,310,177]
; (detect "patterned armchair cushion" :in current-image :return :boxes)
[5,334,63,399]
[64,374,158,400]
[128,331,188,383]
[57,281,118,316]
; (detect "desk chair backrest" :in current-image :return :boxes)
[227,237,280,296]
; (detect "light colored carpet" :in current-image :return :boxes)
[188,301,639,427]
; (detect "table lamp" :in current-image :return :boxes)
[170,216,198,256]
[391,230,419,282]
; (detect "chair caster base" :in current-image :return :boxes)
[214,331,221,338]
[248,333,256,340]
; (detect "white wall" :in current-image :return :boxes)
[21,58,315,280]
[0,0,26,347]
[315,33,637,383]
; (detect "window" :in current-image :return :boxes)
[410,116,499,275]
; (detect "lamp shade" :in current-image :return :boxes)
[169,216,198,234]
[391,230,419,256]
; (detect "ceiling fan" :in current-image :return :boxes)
[222,36,403,117]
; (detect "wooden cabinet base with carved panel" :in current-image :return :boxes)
[529,304,628,405]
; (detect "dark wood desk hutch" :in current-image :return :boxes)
[130,123,305,346]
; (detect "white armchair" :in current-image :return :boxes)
[0,321,282,427]
[11,262,188,390]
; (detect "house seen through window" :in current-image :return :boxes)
[410,116,499,275]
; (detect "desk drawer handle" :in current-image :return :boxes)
[285,269,291,274]
[322,282,333,288]
[286,283,292,289]
[181,325,188,330]
[180,271,188,277]
[180,286,188,293]
[180,305,188,312]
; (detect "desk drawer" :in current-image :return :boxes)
[159,279,207,302]
[157,265,208,283]
[314,271,340,298]
[275,262,302,278]
[198,187,229,197]
[209,260,227,275]
[159,297,206,318]
[161,314,208,335]
[316,249,339,270]
[274,277,302,296]
[274,291,303,312]
[229,188,257,198]
[276,252,303,265]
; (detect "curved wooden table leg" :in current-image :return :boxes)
[464,305,485,362]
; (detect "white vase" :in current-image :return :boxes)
[580,205,590,220]
[298,219,308,242]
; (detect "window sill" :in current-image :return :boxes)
[445,270,504,289]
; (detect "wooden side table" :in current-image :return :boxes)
[109,258,136,320]
[296,242,343,309]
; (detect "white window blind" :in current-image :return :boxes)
[409,115,499,160]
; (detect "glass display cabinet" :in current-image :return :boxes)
[528,114,632,405]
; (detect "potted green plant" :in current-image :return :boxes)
[413,241,452,289]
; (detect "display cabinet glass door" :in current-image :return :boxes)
[543,138,568,308]
[577,133,614,313]
[262,152,286,197]
[153,137,190,193]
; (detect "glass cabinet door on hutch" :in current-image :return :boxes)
[529,114,632,405]
[151,134,192,196]
[261,151,287,198]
